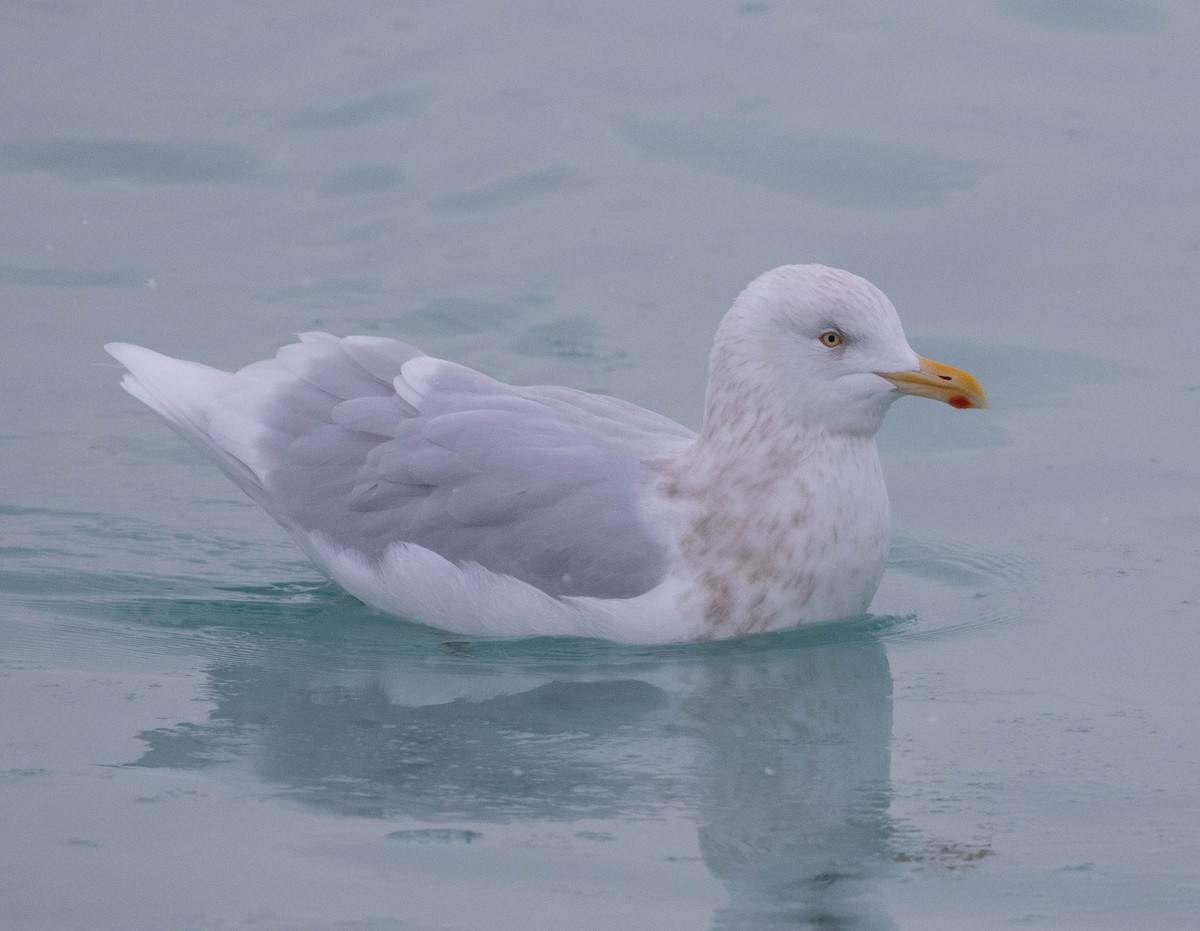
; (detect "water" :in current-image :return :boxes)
[2,1,1198,927]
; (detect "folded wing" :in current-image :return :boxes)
[107,333,694,599]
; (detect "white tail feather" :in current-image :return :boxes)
[105,342,267,501]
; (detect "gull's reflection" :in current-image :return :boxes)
[687,637,894,929]
[139,662,680,820]
[129,596,895,926]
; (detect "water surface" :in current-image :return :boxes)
[2,1,1198,928]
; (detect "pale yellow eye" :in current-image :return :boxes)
[819,330,844,348]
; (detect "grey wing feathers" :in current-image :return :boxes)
[108,333,692,600]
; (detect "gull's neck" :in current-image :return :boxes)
[656,352,891,639]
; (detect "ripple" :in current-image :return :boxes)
[997,0,1164,32]
[877,536,1038,644]
[623,120,983,209]
[888,537,1030,589]
[276,91,419,133]
[386,828,482,843]
[0,265,141,288]
[317,165,405,198]
[427,168,589,214]
[0,139,262,184]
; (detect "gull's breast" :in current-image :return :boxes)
[660,434,892,638]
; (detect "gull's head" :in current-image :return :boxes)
[707,264,987,437]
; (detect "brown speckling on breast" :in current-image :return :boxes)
[665,405,889,639]
[700,568,734,626]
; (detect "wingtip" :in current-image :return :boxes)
[104,341,146,367]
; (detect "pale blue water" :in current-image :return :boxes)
[2,2,1198,928]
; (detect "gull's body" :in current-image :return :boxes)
[107,265,985,642]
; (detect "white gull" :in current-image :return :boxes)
[106,264,986,643]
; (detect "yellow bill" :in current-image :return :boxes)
[880,356,988,410]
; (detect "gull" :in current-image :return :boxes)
[107,264,986,642]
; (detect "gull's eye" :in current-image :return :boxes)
[819,330,844,348]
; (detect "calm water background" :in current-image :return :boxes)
[2,2,1198,928]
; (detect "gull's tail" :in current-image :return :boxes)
[105,342,269,505]
[105,334,427,518]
